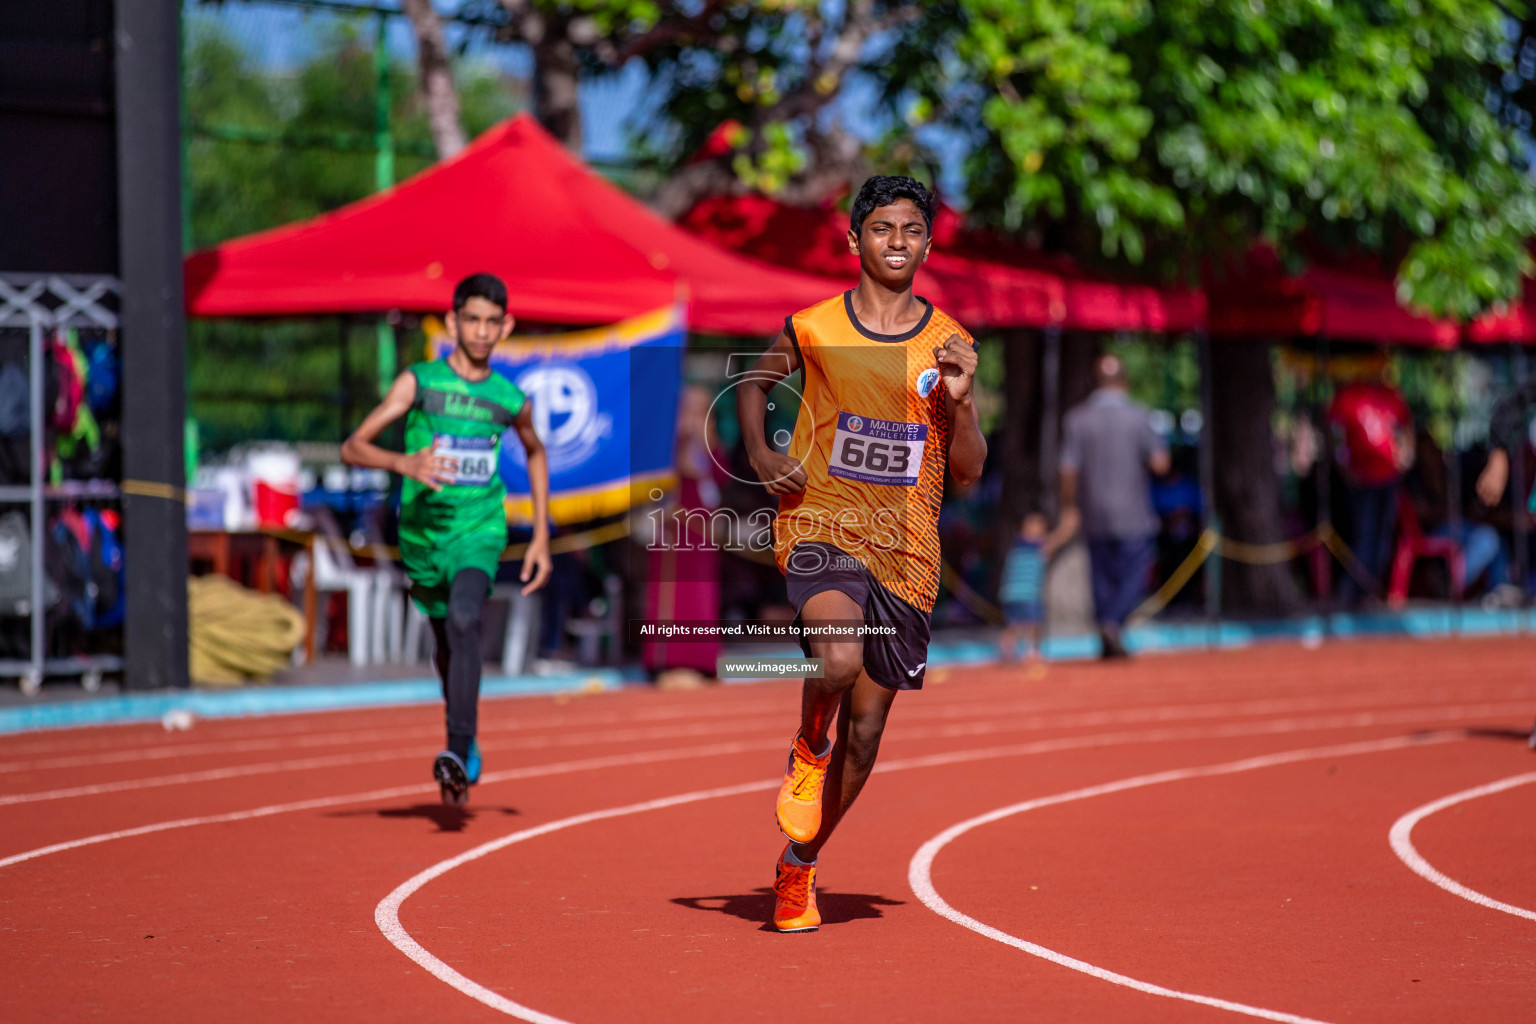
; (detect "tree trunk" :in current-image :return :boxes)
[1208,339,1304,614]
[533,33,582,150]
[400,0,466,159]
[1058,331,1099,415]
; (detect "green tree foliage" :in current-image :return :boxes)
[186,21,520,248]
[185,20,519,452]
[949,0,1536,318]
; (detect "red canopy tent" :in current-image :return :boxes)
[1205,247,1458,348]
[928,211,1207,334]
[1465,276,1536,345]
[680,194,1068,330]
[184,114,845,335]
[682,194,1213,333]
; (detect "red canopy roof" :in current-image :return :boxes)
[185,114,845,335]
[682,194,1214,333]
[1465,276,1536,345]
[1205,247,1458,348]
[928,212,1207,334]
[680,194,1068,330]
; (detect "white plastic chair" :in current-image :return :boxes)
[361,538,409,664]
[290,537,374,667]
[290,509,400,667]
[400,581,540,675]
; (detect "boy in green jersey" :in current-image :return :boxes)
[342,274,552,804]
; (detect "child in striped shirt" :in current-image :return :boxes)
[999,511,1062,663]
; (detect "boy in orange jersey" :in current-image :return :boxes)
[736,176,986,932]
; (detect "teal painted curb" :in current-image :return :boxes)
[3,605,1529,734]
[0,670,623,735]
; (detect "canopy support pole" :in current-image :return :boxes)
[1444,353,1463,633]
[1316,334,1333,635]
[1196,328,1221,638]
[373,12,394,193]
[1512,342,1529,620]
[374,12,397,398]
[377,319,396,396]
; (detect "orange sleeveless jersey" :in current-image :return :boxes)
[772,291,975,614]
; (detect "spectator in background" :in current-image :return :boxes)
[1474,380,1536,749]
[1476,378,1536,599]
[998,510,1069,665]
[1406,429,1514,605]
[642,384,729,687]
[1327,377,1414,606]
[1059,354,1170,660]
[1476,378,1536,514]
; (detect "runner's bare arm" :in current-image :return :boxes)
[341,371,454,492]
[937,334,986,487]
[738,329,807,496]
[511,400,552,594]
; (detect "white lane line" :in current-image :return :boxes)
[0,723,787,806]
[375,778,775,1024]
[1388,771,1536,922]
[0,718,1370,869]
[7,668,1520,765]
[374,731,1465,1022]
[0,740,774,870]
[923,700,1536,743]
[907,732,1465,1024]
[5,693,1529,807]
[0,725,437,774]
[0,691,789,759]
[0,746,436,806]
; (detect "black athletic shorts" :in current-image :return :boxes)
[783,542,932,691]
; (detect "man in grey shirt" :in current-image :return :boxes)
[1059,354,1170,658]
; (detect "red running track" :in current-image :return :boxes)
[2,638,1535,1022]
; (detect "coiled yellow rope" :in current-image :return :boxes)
[188,574,306,686]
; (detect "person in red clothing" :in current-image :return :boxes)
[1326,377,1414,605]
[643,385,730,685]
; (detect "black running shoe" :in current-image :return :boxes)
[434,750,470,806]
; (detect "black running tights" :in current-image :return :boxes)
[430,568,490,760]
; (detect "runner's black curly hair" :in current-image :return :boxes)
[849,176,935,236]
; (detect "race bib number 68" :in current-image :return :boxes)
[828,412,926,486]
[435,434,498,486]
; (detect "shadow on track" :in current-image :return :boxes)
[328,804,520,833]
[672,888,904,930]
[1465,725,1536,744]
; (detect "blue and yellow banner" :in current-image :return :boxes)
[428,305,684,525]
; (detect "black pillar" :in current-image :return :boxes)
[116,0,188,689]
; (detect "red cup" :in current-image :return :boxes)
[254,480,299,528]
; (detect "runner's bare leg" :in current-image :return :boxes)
[791,668,897,862]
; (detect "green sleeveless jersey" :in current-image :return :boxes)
[399,359,527,551]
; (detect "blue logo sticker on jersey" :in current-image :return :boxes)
[916,367,940,398]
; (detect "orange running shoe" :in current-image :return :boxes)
[775,733,831,843]
[772,845,821,932]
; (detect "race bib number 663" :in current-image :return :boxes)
[828,411,926,486]
[435,434,498,486]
